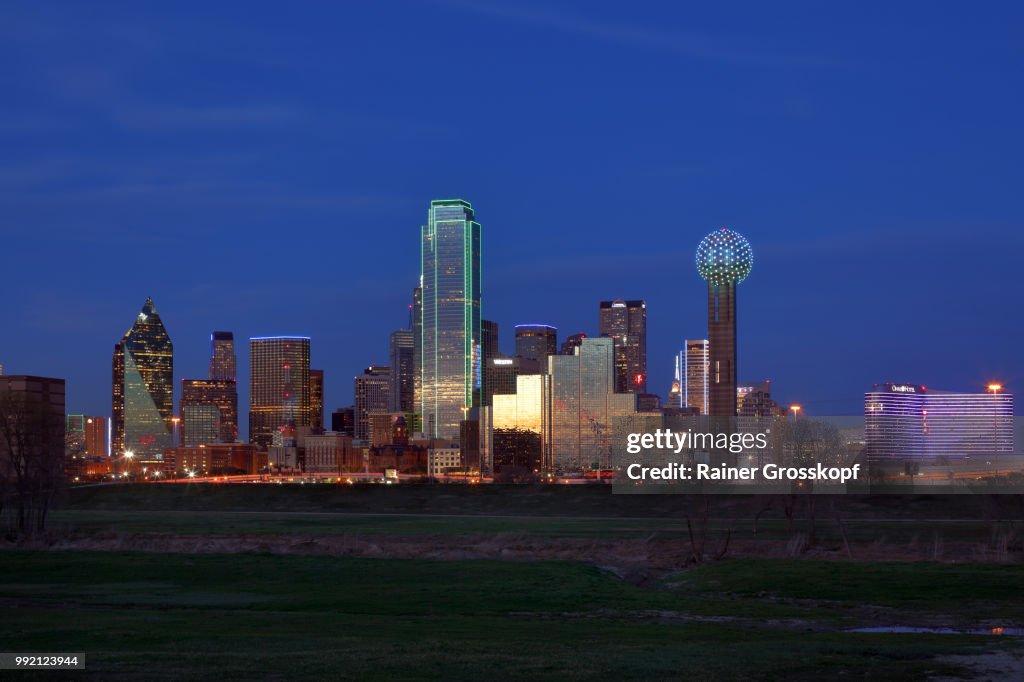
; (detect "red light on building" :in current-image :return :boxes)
[634,373,644,386]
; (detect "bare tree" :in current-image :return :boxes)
[770,418,843,551]
[0,392,65,538]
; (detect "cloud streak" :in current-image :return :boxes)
[435,0,833,68]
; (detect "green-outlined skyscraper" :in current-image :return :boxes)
[419,199,481,440]
[111,297,174,460]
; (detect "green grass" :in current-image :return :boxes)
[1,551,1021,680]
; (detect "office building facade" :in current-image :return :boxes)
[355,365,390,442]
[249,336,311,449]
[389,329,415,413]
[598,299,647,393]
[84,416,107,457]
[559,333,586,356]
[331,406,355,436]
[310,369,324,431]
[0,376,66,477]
[111,297,173,459]
[547,337,636,474]
[484,356,519,407]
[865,383,1015,461]
[181,378,238,445]
[209,331,236,381]
[515,324,557,375]
[481,319,499,405]
[419,199,481,439]
[489,374,547,474]
[680,339,710,415]
[736,380,783,417]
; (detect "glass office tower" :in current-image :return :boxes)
[682,339,710,415]
[547,337,635,474]
[181,378,238,444]
[514,324,557,375]
[355,365,390,442]
[389,329,415,413]
[419,199,482,440]
[209,331,236,381]
[490,374,548,474]
[249,336,310,449]
[111,297,173,460]
[598,300,647,393]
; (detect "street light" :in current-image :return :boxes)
[988,383,1004,457]
[115,449,135,481]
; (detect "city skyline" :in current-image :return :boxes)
[4,209,1022,435]
[3,3,1022,424]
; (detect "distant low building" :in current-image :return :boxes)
[304,432,357,473]
[736,380,784,418]
[428,447,462,476]
[163,443,264,475]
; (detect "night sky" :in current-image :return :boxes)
[3,1,1022,432]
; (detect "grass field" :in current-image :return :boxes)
[2,484,1023,679]
[49,483,1024,557]
[2,551,1023,680]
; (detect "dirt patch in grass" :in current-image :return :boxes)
[17,530,1019,582]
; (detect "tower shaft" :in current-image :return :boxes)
[707,282,737,417]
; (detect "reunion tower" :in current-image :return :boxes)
[696,227,753,417]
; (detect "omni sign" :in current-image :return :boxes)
[890,385,917,393]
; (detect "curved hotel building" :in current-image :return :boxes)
[865,383,1014,461]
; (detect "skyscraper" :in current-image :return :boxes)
[181,378,238,445]
[696,229,753,417]
[559,333,587,356]
[489,374,548,475]
[515,324,557,375]
[481,319,499,405]
[66,414,86,456]
[547,337,636,474]
[484,356,519,406]
[419,199,481,439]
[736,380,783,417]
[0,375,65,478]
[355,365,390,442]
[209,331,236,381]
[598,299,647,393]
[84,416,107,457]
[412,286,422,416]
[310,369,324,431]
[389,329,415,413]
[111,297,173,460]
[249,337,310,449]
[331,406,355,436]
[666,357,683,408]
[681,339,710,415]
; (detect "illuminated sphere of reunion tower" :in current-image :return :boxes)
[696,227,753,417]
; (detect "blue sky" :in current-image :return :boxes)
[2,1,1022,427]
